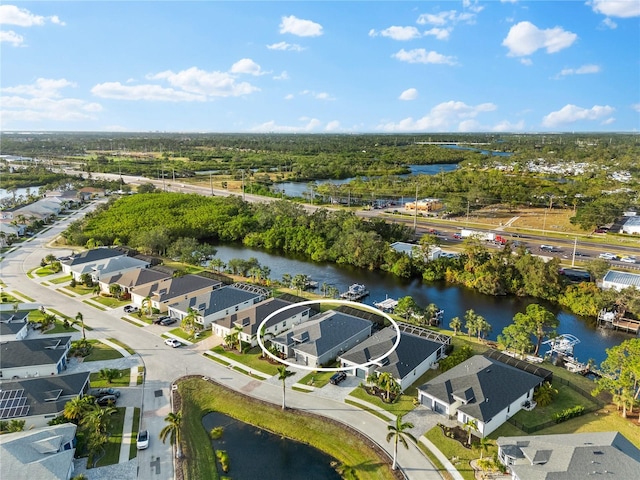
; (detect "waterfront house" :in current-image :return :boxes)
[212,297,313,347]
[417,355,543,437]
[601,270,640,292]
[168,283,268,329]
[390,241,443,261]
[0,336,72,379]
[98,267,171,296]
[621,215,640,235]
[339,326,448,391]
[0,422,78,480]
[60,247,125,277]
[496,432,640,479]
[0,372,90,429]
[270,311,372,367]
[0,311,30,342]
[130,274,222,313]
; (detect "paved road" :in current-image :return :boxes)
[1,205,447,480]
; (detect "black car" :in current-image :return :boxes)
[329,372,347,385]
[96,394,117,406]
[159,317,177,326]
[154,315,170,325]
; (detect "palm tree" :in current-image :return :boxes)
[277,365,295,410]
[81,404,116,435]
[377,372,399,403]
[159,411,183,458]
[476,436,491,459]
[63,395,93,422]
[109,283,122,300]
[463,418,477,446]
[99,368,121,384]
[533,381,558,407]
[141,296,153,316]
[386,414,417,471]
[181,307,199,334]
[75,312,86,340]
[449,316,462,336]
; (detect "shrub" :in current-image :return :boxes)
[553,405,585,423]
[209,426,224,440]
[216,450,230,472]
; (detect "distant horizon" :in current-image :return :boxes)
[2,1,639,133]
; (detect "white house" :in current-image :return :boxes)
[0,311,30,342]
[168,283,268,329]
[417,355,543,437]
[60,248,125,277]
[271,311,373,368]
[98,267,171,296]
[601,270,640,292]
[339,326,449,391]
[390,241,442,261]
[212,297,313,347]
[68,256,150,283]
[621,216,640,235]
[0,336,72,379]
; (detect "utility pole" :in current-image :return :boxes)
[466,200,470,226]
[242,170,245,201]
[571,237,577,267]
[210,172,213,196]
[413,184,419,233]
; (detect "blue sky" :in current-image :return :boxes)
[1,1,639,133]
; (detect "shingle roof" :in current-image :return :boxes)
[340,327,443,379]
[61,247,123,266]
[169,284,260,317]
[0,336,71,369]
[132,274,221,302]
[100,267,171,288]
[215,298,311,335]
[603,270,640,288]
[90,256,149,276]
[418,355,542,422]
[497,432,640,480]
[0,423,77,480]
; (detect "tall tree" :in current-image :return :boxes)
[593,339,640,418]
[386,415,417,471]
[517,304,558,356]
[160,411,183,458]
[464,309,479,338]
[277,365,295,410]
[449,316,462,336]
[75,312,86,340]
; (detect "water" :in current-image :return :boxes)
[203,411,341,480]
[0,186,41,200]
[211,244,628,365]
[439,144,513,157]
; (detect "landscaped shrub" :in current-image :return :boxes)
[209,426,224,440]
[216,450,230,472]
[553,405,585,423]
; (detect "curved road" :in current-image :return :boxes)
[1,204,448,480]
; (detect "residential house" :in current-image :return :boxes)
[98,267,171,297]
[212,297,313,347]
[169,283,269,329]
[417,355,543,437]
[602,270,640,292]
[0,311,30,342]
[0,422,78,480]
[0,336,72,379]
[67,255,150,283]
[621,216,640,235]
[0,222,25,245]
[60,247,125,277]
[271,311,373,368]
[496,432,640,480]
[0,372,90,428]
[13,199,62,223]
[390,241,443,261]
[43,189,82,209]
[78,186,105,199]
[339,326,449,391]
[131,274,222,313]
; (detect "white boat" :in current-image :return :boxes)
[340,284,369,301]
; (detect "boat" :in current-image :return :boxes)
[340,284,369,301]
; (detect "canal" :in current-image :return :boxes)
[212,244,629,365]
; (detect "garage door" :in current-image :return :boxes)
[356,368,367,379]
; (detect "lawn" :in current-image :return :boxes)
[82,340,124,362]
[90,369,131,388]
[44,321,78,335]
[35,266,58,277]
[298,369,336,388]
[211,345,280,376]
[49,274,73,284]
[95,407,126,467]
[92,295,130,308]
[129,407,141,460]
[177,377,397,480]
[11,290,35,302]
[424,426,491,480]
[107,337,135,355]
[167,327,213,343]
[349,385,417,417]
[67,284,96,295]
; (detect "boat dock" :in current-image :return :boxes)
[374,298,398,312]
[340,284,369,301]
[597,309,640,334]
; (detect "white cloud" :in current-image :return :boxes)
[314,92,334,101]
[0,5,65,26]
[632,103,640,112]
[602,17,618,28]
[325,120,340,131]
[491,119,525,132]
[370,25,421,41]
[0,29,23,46]
[230,58,266,76]
[91,82,205,102]
[542,104,615,127]
[393,48,457,65]
[1,78,101,127]
[292,90,335,101]
[273,71,289,80]
[284,93,294,100]
[520,58,533,66]
[416,9,478,27]
[266,41,304,52]
[423,27,451,40]
[557,64,601,77]
[399,88,418,101]
[590,0,640,18]
[250,117,325,132]
[503,21,577,57]
[148,66,260,97]
[279,15,323,37]
[377,100,496,132]
[601,117,616,125]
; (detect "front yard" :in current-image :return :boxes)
[211,345,280,376]
[81,340,125,362]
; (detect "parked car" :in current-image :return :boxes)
[159,317,177,326]
[136,429,149,450]
[329,372,347,385]
[620,256,637,264]
[164,338,181,348]
[97,387,121,398]
[96,394,117,406]
[452,233,462,239]
[124,305,138,314]
[153,315,170,325]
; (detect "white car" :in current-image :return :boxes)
[136,430,149,450]
[599,253,618,260]
[164,338,181,348]
[124,305,139,314]
[620,256,637,264]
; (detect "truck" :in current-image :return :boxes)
[460,229,496,242]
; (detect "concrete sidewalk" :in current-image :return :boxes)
[119,406,135,463]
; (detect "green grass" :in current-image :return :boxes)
[297,365,338,388]
[11,291,35,302]
[417,442,454,480]
[163,260,205,274]
[82,340,124,362]
[67,284,96,295]
[91,295,130,308]
[0,294,21,303]
[83,299,107,310]
[44,321,77,335]
[95,407,126,467]
[107,337,135,355]
[130,407,141,460]
[424,426,484,480]
[349,385,417,417]
[211,345,280,376]
[122,316,146,327]
[49,274,72,284]
[137,366,145,385]
[35,266,59,277]
[206,354,231,367]
[292,386,312,393]
[56,288,75,297]
[178,377,396,480]
[90,369,132,388]
[344,398,391,421]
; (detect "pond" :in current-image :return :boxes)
[203,411,341,480]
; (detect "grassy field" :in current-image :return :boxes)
[95,407,126,467]
[90,369,131,388]
[83,340,124,362]
[298,369,335,388]
[211,345,280,376]
[92,295,130,308]
[49,274,73,284]
[106,337,135,355]
[177,377,397,480]
[129,407,141,460]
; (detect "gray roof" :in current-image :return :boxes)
[215,298,311,335]
[0,423,77,480]
[100,267,171,288]
[0,312,29,336]
[169,284,263,317]
[61,247,123,266]
[272,311,372,358]
[133,274,221,302]
[0,336,71,369]
[418,355,542,422]
[497,432,640,480]
[0,371,90,419]
[340,327,443,379]
[89,256,149,276]
[603,270,640,288]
